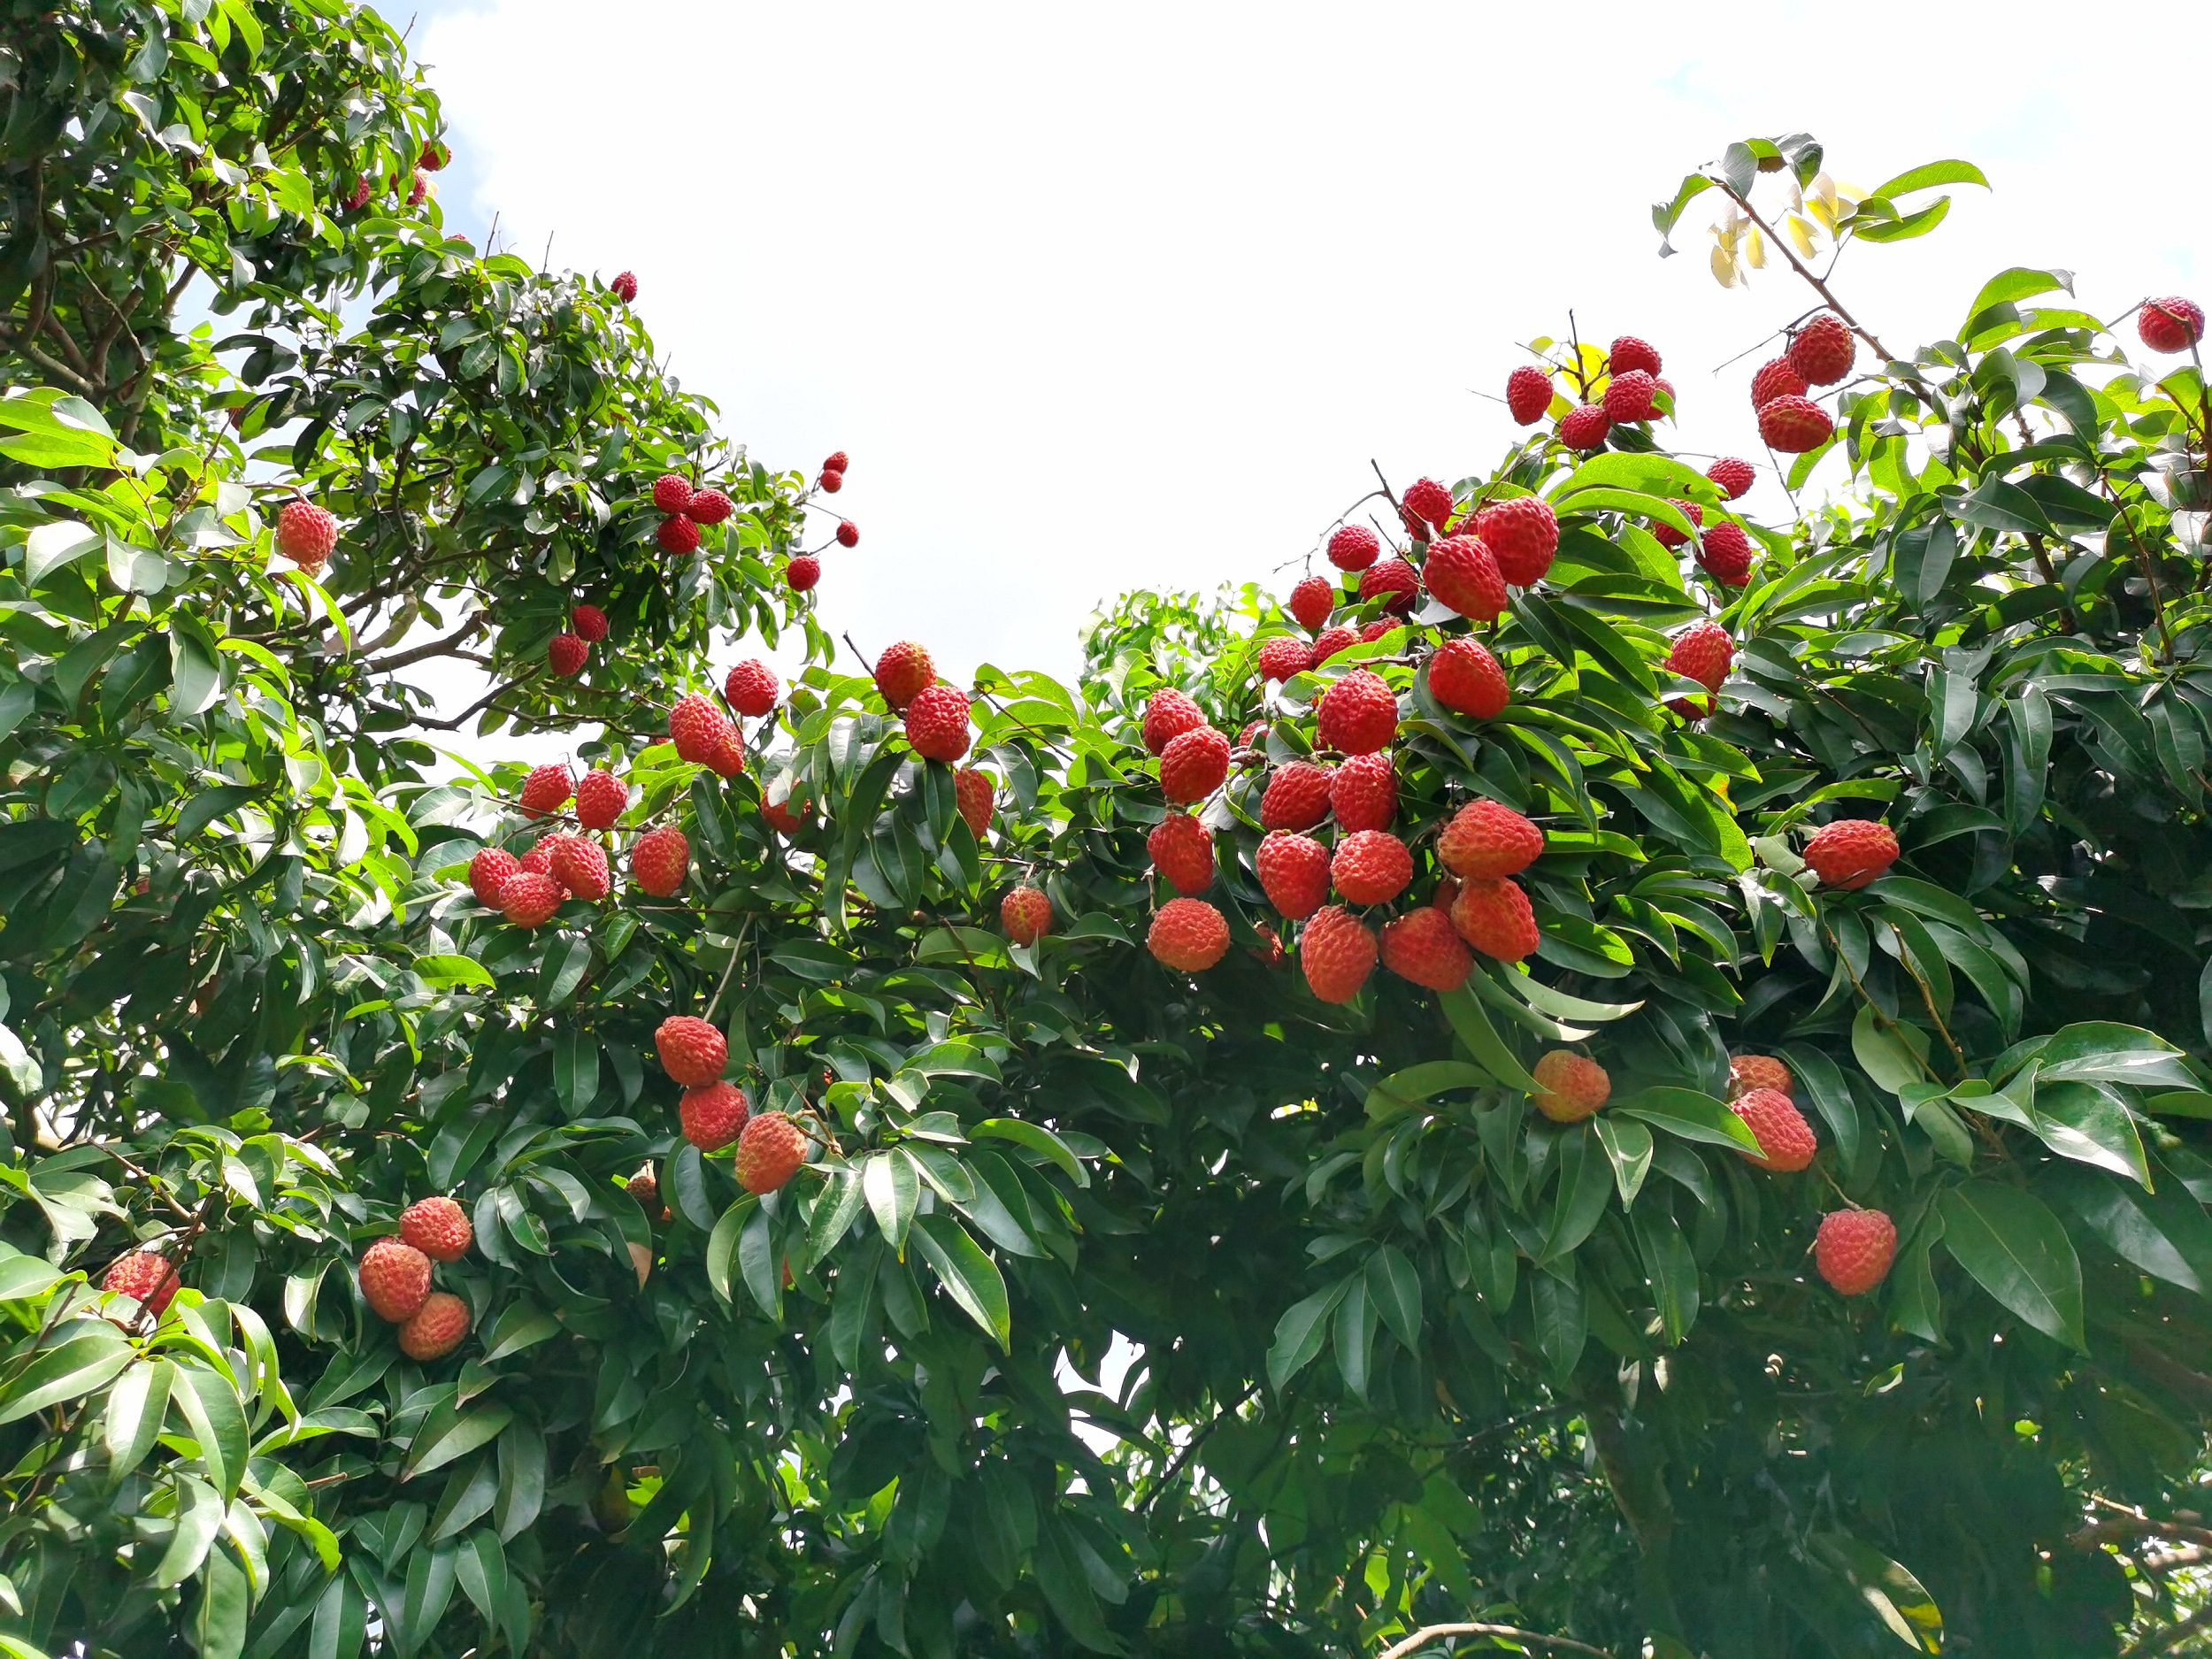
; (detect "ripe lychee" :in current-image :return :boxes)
[275,500,338,571]
[632,826,690,896]
[1403,477,1456,533]
[1160,726,1231,803]
[1260,763,1334,832]
[549,633,588,676]
[1330,751,1396,832]
[358,1238,433,1323]
[725,659,780,717]
[102,1251,180,1316]
[1450,878,1539,962]
[817,469,843,493]
[1002,885,1053,946]
[1147,898,1231,971]
[342,177,373,211]
[670,694,723,763]
[1731,1087,1816,1171]
[1697,522,1755,587]
[1602,369,1657,424]
[1506,364,1554,424]
[1707,457,1756,499]
[1260,636,1316,681]
[1312,625,1358,665]
[657,514,701,556]
[1429,637,1509,719]
[1816,1208,1898,1296]
[469,847,520,906]
[570,771,625,833]
[686,488,734,526]
[651,473,695,514]
[1301,905,1378,1002]
[1787,312,1856,385]
[1289,575,1337,632]
[824,450,850,474]
[760,791,812,835]
[1148,814,1216,895]
[1729,1053,1793,1099]
[836,519,859,547]
[656,1015,727,1087]
[904,685,972,764]
[873,641,935,710]
[626,1165,665,1222]
[1749,357,1806,408]
[399,1196,472,1263]
[1327,524,1382,572]
[735,1113,808,1194]
[1532,1050,1610,1123]
[1475,497,1559,586]
[398,1291,470,1360]
[1379,906,1473,990]
[518,763,574,819]
[1257,831,1333,920]
[1803,819,1898,889]
[1651,499,1703,550]
[1423,534,1506,621]
[549,835,611,902]
[499,870,565,927]
[611,271,638,303]
[1439,799,1542,878]
[955,767,995,840]
[572,603,610,642]
[1141,687,1206,755]
[786,555,820,591]
[1358,557,1420,615]
[705,720,747,778]
[681,1080,751,1152]
[518,836,563,878]
[2139,296,2205,354]
[1664,620,1734,693]
[1316,670,1398,755]
[1556,405,1611,450]
[1609,335,1662,376]
[1758,395,1833,453]
[1333,830,1413,905]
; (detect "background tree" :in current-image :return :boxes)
[4,11,2212,1659]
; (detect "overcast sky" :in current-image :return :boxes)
[397,0,2206,706]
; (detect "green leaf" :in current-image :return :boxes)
[1805,1532,1945,1654]
[1938,1182,2084,1350]
[1594,1116,1654,1206]
[2038,1023,2198,1090]
[414,954,494,990]
[173,1361,250,1502]
[1440,987,1540,1091]
[864,1148,920,1252]
[912,1215,1010,1349]
[403,1402,514,1479]
[705,1196,756,1303]
[104,1357,173,1486]
[971,1118,1089,1186]
[1365,1244,1422,1352]
[1530,1270,1586,1379]
[1852,1005,1929,1094]
[1267,1276,1353,1393]
[1033,1516,1125,1655]
[1868,158,1988,200]
[1613,1087,1760,1152]
[1634,1209,1701,1344]
[0,1322,134,1425]
[24,520,103,586]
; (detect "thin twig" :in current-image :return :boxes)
[1711,180,1894,364]
[1378,1622,1616,1659]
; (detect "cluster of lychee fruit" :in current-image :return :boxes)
[787,451,857,594]
[649,471,740,561]
[1747,311,1853,455]
[337,140,443,215]
[1504,334,1677,455]
[355,1196,475,1359]
[652,1015,810,1187]
[465,757,691,926]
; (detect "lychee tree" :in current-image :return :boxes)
[6,11,2212,1658]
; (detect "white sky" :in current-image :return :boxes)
[398,0,2208,708]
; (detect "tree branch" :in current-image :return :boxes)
[1713,181,1894,364]
[1379,1622,1617,1659]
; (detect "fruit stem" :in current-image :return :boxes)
[1710,180,1894,365]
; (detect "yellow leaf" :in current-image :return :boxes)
[1786,214,1818,259]
[1745,227,1767,269]
[1805,195,1838,236]
[1710,246,1739,288]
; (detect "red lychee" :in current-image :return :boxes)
[631,826,689,896]
[1148,814,1216,895]
[1475,497,1559,586]
[681,1081,750,1152]
[760,791,812,836]
[1423,534,1506,621]
[1358,557,1420,615]
[1300,905,1378,1002]
[358,1238,432,1323]
[1160,726,1231,803]
[1259,635,1316,682]
[736,1113,807,1194]
[498,871,565,927]
[1609,335,1662,376]
[1506,364,1554,424]
[1816,1208,1898,1296]
[904,685,973,764]
[1651,499,1703,550]
[1332,830,1413,905]
[1758,394,1833,453]
[823,451,850,474]
[1147,898,1231,971]
[1556,405,1611,450]
[1289,575,1337,632]
[1750,357,1807,408]
[1803,819,1899,890]
[1731,1087,1816,1171]
[1729,1053,1793,1099]
[1312,625,1357,665]
[786,555,820,591]
[1707,457,1756,500]
[836,519,859,547]
[1002,885,1053,946]
[469,848,520,906]
[1428,637,1509,719]
[1141,687,1207,756]
[873,641,935,711]
[1532,1050,1610,1123]
[686,488,734,526]
[2139,296,2206,354]
[1664,620,1734,693]
[818,469,843,493]
[1326,524,1382,572]
[549,633,588,676]
[1787,312,1856,385]
[1260,762,1334,832]
[1403,477,1456,533]
[1316,670,1398,755]
[656,1015,727,1087]
[725,659,780,718]
[518,763,574,819]
[400,1196,472,1263]
[1438,799,1542,878]
[1257,830,1333,920]
[549,835,611,902]
[1602,369,1657,424]
[571,603,610,642]
[398,1292,471,1360]
[669,694,723,764]
[1379,906,1473,991]
[1330,751,1396,832]
[657,514,701,556]
[275,500,338,572]
[102,1251,180,1316]
[1697,522,1755,586]
[651,473,695,514]
[1449,878,1539,962]
[955,767,995,840]
[611,272,638,303]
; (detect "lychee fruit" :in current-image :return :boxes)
[1333,830,1413,905]
[1148,814,1216,895]
[1707,457,1756,499]
[275,500,338,571]
[518,763,573,819]
[1532,1050,1610,1123]
[1160,726,1231,803]
[626,1165,665,1221]
[955,767,995,840]
[1729,1053,1793,1099]
[1697,522,1755,586]
[1602,369,1657,424]
[1002,885,1053,946]
[656,513,700,556]
[1289,575,1337,632]
[651,473,695,514]
[824,451,850,474]
[1758,395,1833,454]
[1260,763,1334,832]
[2139,296,2205,354]
[399,1196,472,1263]
[1787,312,1856,385]
[1803,819,1899,890]
[832,519,858,549]
[468,847,520,906]
[1380,906,1473,991]
[549,633,588,676]
[398,1291,470,1360]
[786,554,820,591]
[1450,878,1540,962]
[681,1080,751,1152]
[725,660,780,717]
[1664,620,1734,692]
[1556,405,1611,450]
[1358,557,1420,615]
[1327,524,1382,572]
[549,835,611,901]
[358,1238,433,1323]
[498,871,565,927]
[1403,477,1456,533]
[1361,618,1397,641]
[1428,637,1509,719]
[1475,497,1559,586]
[1816,1209,1898,1296]
[686,488,734,526]
[1315,670,1398,755]
[572,771,626,831]
[518,837,563,878]
[817,469,843,494]
[1300,905,1379,1002]
[631,826,689,896]
[611,272,638,303]
[571,603,610,641]
[656,1015,727,1087]
[669,694,724,763]
[1609,336,1662,376]
[1312,625,1358,665]
[904,685,972,764]
[1750,357,1807,408]
[1141,687,1207,756]
[1423,534,1506,622]
[873,641,935,710]
[102,1251,180,1316]
[1506,364,1554,424]
[1330,751,1396,832]
[1147,898,1231,971]
[1259,636,1316,681]
[1438,799,1542,878]
[735,1113,808,1194]
[704,721,747,779]
[342,177,373,211]
[760,791,812,835]
[1651,500,1703,550]
[1257,831,1333,920]
[1731,1087,1816,1171]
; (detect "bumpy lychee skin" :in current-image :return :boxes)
[549,835,611,902]
[469,848,520,906]
[358,1238,433,1323]
[1556,404,1611,450]
[1651,499,1703,550]
[1438,799,1542,878]
[786,555,820,592]
[656,514,700,556]
[1750,357,1807,408]
[2139,296,2206,354]
[1311,625,1357,665]
[1506,364,1554,424]
[574,770,627,830]
[656,1015,728,1087]
[1332,830,1413,905]
[102,1251,180,1316]
[1449,878,1540,962]
[1379,906,1474,990]
[1475,497,1559,586]
[1665,620,1735,693]
[1357,620,1394,645]
[1609,335,1662,377]
[626,1165,665,1222]
[1758,394,1833,453]
[1787,312,1856,385]
[631,826,689,896]
[1330,751,1397,832]
[1141,687,1207,756]
[823,450,850,474]
[611,271,638,303]
[817,469,844,493]
[398,1291,471,1361]
[835,519,859,548]
[568,602,608,644]
[275,499,338,571]
[1532,1050,1611,1124]
[651,473,695,514]
[1732,1087,1816,1171]
[518,762,573,819]
[1002,885,1053,946]
[1707,457,1756,500]
[1259,636,1316,682]
[904,685,973,764]
[1358,557,1420,615]
[873,641,935,711]
[1803,818,1899,889]
[1816,1209,1898,1296]
[1316,670,1398,756]
[1729,1053,1794,1100]
[518,836,564,879]
[680,1081,751,1153]
[499,871,565,927]
[400,1196,472,1263]
[1424,535,1506,621]
[1403,477,1455,533]
[1147,898,1231,971]
[1160,725,1232,803]
[1697,522,1755,587]
[1429,637,1510,719]
[1289,575,1337,632]
[670,693,725,764]
[686,488,734,526]
[1326,524,1382,572]
[1148,814,1216,895]
[725,659,780,718]
[549,633,588,676]
[1261,762,1334,832]
[760,792,812,835]
[955,767,995,840]
[1257,831,1333,920]
[735,1113,808,1194]
[1602,368,1657,424]
[1300,905,1379,1002]
[704,720,746,779]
